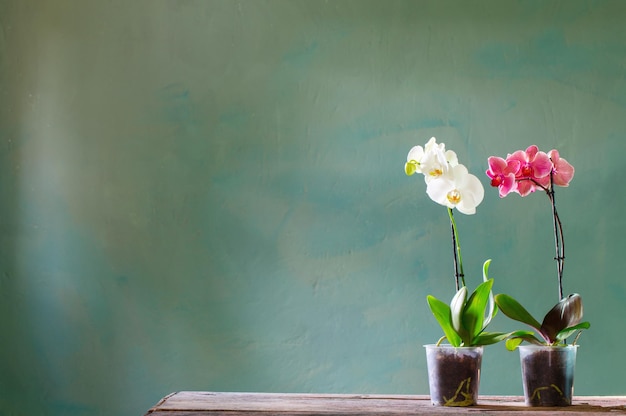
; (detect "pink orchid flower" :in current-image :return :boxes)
[506,145,553,196]
[548,149,575,187]
[486,156,520,197]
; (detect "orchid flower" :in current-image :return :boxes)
[427,164,485,215]
[405,137,458,182]
[506,145,553,196]
[486,156,520,198]
[548,149,575,187]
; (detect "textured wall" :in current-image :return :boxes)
[0,1,625,414]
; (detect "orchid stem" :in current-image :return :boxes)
[448,208,465,291]
[547,171,565,301]
[527,174,566,302]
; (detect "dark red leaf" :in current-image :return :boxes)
[540,294,584,343]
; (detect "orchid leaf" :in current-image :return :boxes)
[494,294,542,332]
[555,321,590,342]
[504,332,544,351]
[427,261,507,347]
[540,294,584,344]
[473,332,506,346]
[475,330,533,346]
[505,337,524,351]
[462,279,493,341]
[481,259,497,329]
[450,286,469,343]
[427,295,462,347]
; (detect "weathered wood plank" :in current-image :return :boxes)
[145,392,626,415]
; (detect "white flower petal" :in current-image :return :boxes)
[461,173,485,206]
[445,150,458,167]
[424,137,440,152]
[425,164,485,214]
[426,177,454,207]
[406,145,424,162]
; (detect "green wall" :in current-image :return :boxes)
[1,1,625,414]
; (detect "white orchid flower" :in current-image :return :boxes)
[426,164,484,215]
[405,137,458,182]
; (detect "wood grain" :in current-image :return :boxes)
[145,392,626,415]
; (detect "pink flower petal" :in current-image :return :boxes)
[525,145,539,159]
[499,174,517,197]
[553,158,575,186]
[487,156,508,175]
[548,149,561,162]
[507,150,527,166]
[530,151,553,178]
[515,180,536,197]
[505,159,521,175]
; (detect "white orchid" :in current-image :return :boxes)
[405,138,501,353]
[426,164,485,215]
[405,137,458,182]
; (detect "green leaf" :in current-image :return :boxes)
[555,321,590,342]
[494,294,542,332]
[504,332,544,351]
[462,279,493,341]
[427,295,461,347]
[481,259,497,329]
[474,330,532,346]
[450,287,469,343]
[541,294,584,344]
[505,337,524,351]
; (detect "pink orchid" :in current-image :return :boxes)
[485,146,577,302]
[486,156,520,197]
[506,145,553,196]
[548,149,575,187]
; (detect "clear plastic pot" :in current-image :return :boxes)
[518,345,578,406]
[424,344,483,406]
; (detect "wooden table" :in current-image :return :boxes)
[145,392,626,415]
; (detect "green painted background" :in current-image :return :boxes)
[1,1,625,414]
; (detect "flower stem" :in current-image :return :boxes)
[547,171,565,301]
[526,175,566,301]
[448,208,465,290]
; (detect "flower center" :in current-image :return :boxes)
[446,189,461,205]
[490,175,503,187]
[521,164,533,177]
[429,168,443,177]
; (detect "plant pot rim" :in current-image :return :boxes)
[424,344,483,350]
[518,344,579,351]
